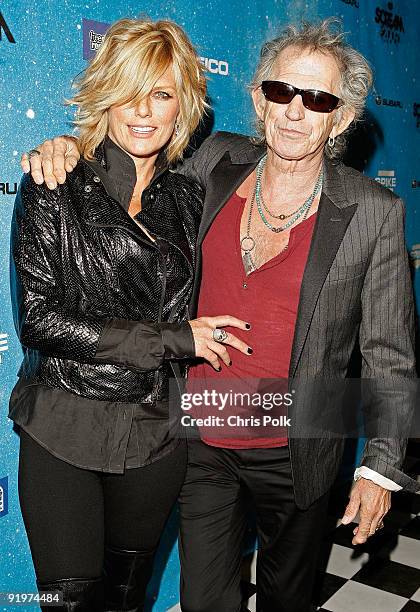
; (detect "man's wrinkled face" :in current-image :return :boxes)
[252,46,349,162]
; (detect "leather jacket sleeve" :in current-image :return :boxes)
[11,175,196,372]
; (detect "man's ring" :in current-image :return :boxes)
[28,149,41,158]
[375,522,384,532]
[213,328,228,343]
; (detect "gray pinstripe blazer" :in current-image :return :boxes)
[179,131,419,509]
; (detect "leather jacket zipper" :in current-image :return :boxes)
[85,214,184,402]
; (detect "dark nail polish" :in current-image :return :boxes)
[247,348,253,354]
[245,323,251,329]
[216,366,222,371]
[228,360,232,366]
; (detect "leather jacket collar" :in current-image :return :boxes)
[83,136,169,213]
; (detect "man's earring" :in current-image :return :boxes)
[328,135,335,147]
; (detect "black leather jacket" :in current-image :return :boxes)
[10,145,202,405]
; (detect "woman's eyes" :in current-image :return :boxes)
[153,91,172,99]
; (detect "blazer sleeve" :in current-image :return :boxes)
[358,197,419,492]
[176,131,222,188]
[10,175,195,373]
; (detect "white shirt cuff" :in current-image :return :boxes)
[354,466,403,491]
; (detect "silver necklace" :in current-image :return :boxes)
[240,157,322,275]
[256,156,323,233]
[240,181,258,275]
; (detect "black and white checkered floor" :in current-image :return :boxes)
[169,447,420,612]
[241,490,420,611]
[313,492,420,610]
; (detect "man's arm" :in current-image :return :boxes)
[341,197,418,544]
[21,130,235,190]
[20,132,221,190]
[353,466,402,491]
[176,131,221,188]
[21,136,80,189]
[358,197,417,487]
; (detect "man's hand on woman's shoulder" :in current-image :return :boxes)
[21,136,81,189]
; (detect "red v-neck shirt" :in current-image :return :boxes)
[187,191,317,448]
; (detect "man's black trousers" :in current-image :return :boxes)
[179,440,330,612]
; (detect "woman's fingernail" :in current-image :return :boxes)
[47,182,55,189]
[228,360,232,366]
[216,366,221,372]
[245,323,251,329]
[247,348,253,354]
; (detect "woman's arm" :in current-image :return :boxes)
[11,174,102,362]
[11,174,184,371]
[11,175,250,372]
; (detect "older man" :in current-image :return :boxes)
[22,19,418,612]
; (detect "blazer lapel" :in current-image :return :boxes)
[190,148,265,312]
[288,161,358,377]
[198,150,265,245]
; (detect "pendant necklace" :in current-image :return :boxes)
[241,156,323,275]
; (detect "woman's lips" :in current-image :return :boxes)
[129,126,157,138]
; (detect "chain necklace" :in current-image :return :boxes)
[255,155,323,233]
[240,156,323,275]
[259,175,310,220]
[261,194,303,219]
[240,180,258,275]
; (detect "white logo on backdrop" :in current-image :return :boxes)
[410,244,420,269]
[375,169,396,191]
[200,56,229,76]
[0,333,9,364]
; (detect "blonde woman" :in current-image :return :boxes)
[10,18,250,611]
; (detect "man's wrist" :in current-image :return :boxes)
[354,466,402,491]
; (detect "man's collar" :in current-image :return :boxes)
[226,138,352,209]
[322,158,353,209]
[227,138,266,165]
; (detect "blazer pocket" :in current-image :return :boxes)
[327,261,367,283]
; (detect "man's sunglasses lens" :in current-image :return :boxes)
[261,81,340,113]
[262,81,295,104]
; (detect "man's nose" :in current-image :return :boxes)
[284,94,306,121]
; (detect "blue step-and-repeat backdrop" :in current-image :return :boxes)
[0,0,419,610]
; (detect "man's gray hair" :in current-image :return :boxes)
[250,18,373,160]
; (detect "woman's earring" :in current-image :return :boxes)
[328,135,335,147]
[175,123,180,136]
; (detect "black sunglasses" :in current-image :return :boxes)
[261,80,341,113]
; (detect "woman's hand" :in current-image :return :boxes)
[21,136,81,189]
[189,315,252,371]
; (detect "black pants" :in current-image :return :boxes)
[18,430,187,582]
[179,441,330,612]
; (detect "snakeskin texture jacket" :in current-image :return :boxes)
[10,140,202,411]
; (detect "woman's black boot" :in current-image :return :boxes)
[37,576,104,610]
[104,545,156,612]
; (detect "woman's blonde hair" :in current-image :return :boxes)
[68,17,208,163]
